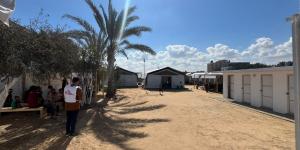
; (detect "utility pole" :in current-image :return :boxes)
[143,57,146,79]
[291,14,300,150]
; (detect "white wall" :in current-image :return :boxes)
[250,73,262,107]
[272,73,289,113]
[223,67,293,114]
[146,75,161,89]
[117,74,137,87]
[234,74,243,102]
[223,75,229,98]
[146,74,185,89]
[171,75,185,88]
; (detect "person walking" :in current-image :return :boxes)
[64,77,82,136]
[204,82,209,93]
[159,82,165,96]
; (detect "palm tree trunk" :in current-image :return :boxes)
[95,70,98,92]
[105,48,115,99]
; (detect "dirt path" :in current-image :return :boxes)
[0,86,295,150]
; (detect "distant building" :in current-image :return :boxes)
[207,60,250,72]
[115,67,138,88]
[223,62,251,71]
[144,67,185,89]
[207,60,229,72]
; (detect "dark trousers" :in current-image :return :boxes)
[66,110,79,134]
[45,103,55,116]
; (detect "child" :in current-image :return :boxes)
[11,96,17,109]
[45,86,56,118]
[55,88,64,115]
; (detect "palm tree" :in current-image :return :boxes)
[63,14,107,92]
[85,0,156,99]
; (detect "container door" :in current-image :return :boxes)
[288,75,294,114]
[242,75,251,104]
[262,75,273,109]
[228,75,234,99]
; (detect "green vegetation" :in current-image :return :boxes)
[0,16,80,82]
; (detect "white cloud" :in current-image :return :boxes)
[116,37,292,74]
[206,44,240,61]
[273,37,292,60]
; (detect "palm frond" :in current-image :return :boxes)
[118,49,128,59]
[122,26,151,39]
[100,5,109,35]
[125,43,156,55]
[120,40,130,46]
[126,15,139,27]
[63,14,96,35]
[127,6,137,17]
[115,9,125,39]
[85,0,106,32]
[65,30,95,46]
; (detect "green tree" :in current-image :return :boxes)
[26,13,81,83]
[85,0,156,100]
[0,21,32,77]
[0,14,80,84]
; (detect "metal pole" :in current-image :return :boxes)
[291,14,300,150]
[144,58,146,79]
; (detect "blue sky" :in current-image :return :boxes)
[12,0,299,72]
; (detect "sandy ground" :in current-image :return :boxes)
[0,86,295,150]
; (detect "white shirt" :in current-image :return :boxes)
[64,85,80,103]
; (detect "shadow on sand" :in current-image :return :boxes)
[0,95,169,150]
[110,104,167,115]
[0,113,73,150]
[75,96,169,150]
[78,108,170,150]
[147,88,192,93]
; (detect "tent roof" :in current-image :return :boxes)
[116,67,138,75]
[147,67,185,76]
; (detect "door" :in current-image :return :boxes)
[161,76,172,89]
[228,75,234,99]
[288,75,295,114]
[262,75,273,109]
[242,75,251,104]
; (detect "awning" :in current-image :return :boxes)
[201,76,216,79]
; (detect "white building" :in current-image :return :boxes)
[115,67,138,88]
[144,67,185,89]
[223,66,294,114]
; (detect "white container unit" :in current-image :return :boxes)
[223,66,294,114]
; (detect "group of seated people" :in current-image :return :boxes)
[3,85,65,118]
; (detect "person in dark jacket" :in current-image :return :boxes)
[3,89,13,107]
